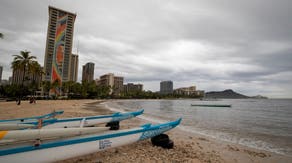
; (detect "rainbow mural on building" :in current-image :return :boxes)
[50,13,68,95]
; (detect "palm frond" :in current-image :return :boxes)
[13,55,24,60]
[11,51,38,72]
[28,56,37,60]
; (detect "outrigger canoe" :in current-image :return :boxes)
[0,118,181,163]
[0,110,64,123]
[0,110,144,130]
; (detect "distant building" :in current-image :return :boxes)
[174,86,196,96]
[99,73,114,87]
[160,80,173,94]
[43,6,77,95]
[98,73,124,95]
[82,62,94,83]
[11,67,42,88]
[70,54,79,82]
[195,90,205,97]
[124,83,143,93]
[114,76,124,95]
[8,76,12,84]
[174,86,205,97]
[0,79,9,86]
[0,66,2,82]
[95,78,101,86]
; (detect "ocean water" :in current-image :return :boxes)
[105,99,292,156]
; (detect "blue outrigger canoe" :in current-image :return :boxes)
[0,118,181,163]
[0,110,144,130]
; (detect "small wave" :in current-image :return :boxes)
[104,103,125,113]
[102,102,167,124]
[138,115,167,124]
[178,125,289,156]
[237,138,287,155]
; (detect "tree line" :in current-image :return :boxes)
[0,49,203,104]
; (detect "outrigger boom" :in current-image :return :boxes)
[0,110,64,123]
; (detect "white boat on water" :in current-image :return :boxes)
[0,118,181,163]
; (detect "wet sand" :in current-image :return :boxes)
[0,100,291,163]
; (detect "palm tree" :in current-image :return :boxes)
[50,79,61,99]
[11,51,37,105]
[62,81,75,96]
[29,61,43,99]
[41,81,51,97]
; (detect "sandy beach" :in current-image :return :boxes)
[0,100,291,163]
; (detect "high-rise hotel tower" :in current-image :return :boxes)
[44,6,77,95]
[82,62,95,83]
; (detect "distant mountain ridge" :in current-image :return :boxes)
[205,89,249,99]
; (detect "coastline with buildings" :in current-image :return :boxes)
[0,5,278,101]
[1,3,292,163]
[0,6,205,100]
[0,6,260,101]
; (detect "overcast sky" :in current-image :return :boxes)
[0,0,292,98]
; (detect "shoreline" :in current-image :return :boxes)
[90,100,292,163]
[101,100,291,156]
[0,100,291,162]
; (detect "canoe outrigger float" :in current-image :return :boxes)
[0,118,181,163]
[0,127,110,144]
[0,110,64,123]
[0,110,144,130]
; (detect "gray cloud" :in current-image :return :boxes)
[1,0,292,98]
